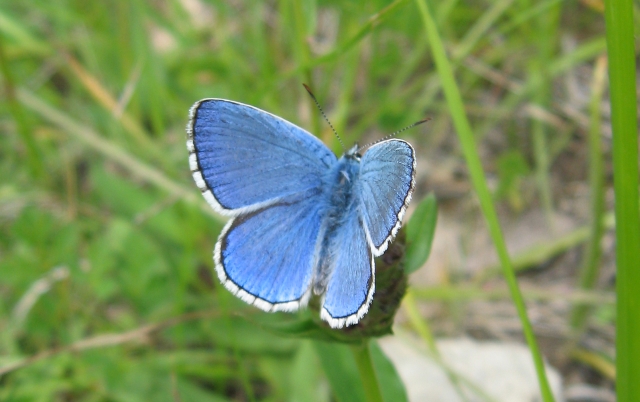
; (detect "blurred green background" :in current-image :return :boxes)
[0,0,629,400]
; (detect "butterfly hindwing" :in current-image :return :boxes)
[216,194,324,311]
[320,212,374,328]
[188,99,337,215]
[356,139,415,255]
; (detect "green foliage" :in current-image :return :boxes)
[405,193,438,274]
[315,341,407,402]
[604,0,640,399]
[0,0,627,400]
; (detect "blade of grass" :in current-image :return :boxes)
[530,1,561,229]
[604,0,640,399]
[350,342,384,402]
[369,341,409,402]
[570,55,607,331]
[315,342,366,402]
[414,1,555,400]
[570,348,616,381]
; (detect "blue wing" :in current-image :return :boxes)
[356,139,415,256]
[187,99,337,215]
[320,212,374,328]
[215,194,325,312]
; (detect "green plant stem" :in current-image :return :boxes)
[414,1,554,400]
[351,342,384,402]
[530,0,561,228]
[403,290,437,351]
[570,55,607,331]
[604,0,640,399]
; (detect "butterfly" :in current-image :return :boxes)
[187,97,416,328]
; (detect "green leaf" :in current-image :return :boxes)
[370,341,408,402]
[289,341,326,402]
[605,0,640,398]
[315,341,366,402]
[405,194,438,273]
[315,340,408,402]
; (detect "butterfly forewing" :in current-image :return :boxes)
[188,99,337,215]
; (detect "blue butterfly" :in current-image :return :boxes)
[187,98,415,328]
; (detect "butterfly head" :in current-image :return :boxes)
[345,144,362,161]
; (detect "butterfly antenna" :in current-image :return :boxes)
[303,83,345,152]
[359,117,431,152]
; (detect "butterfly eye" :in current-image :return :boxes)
[345,144,361,160]
[346,151,361,162]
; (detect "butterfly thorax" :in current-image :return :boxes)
[313,155,361,295]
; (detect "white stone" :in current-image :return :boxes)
[378,335,564,402]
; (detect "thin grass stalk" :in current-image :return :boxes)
[569,55,607,331]
[604,0,640,399]
[414,1,555,400]
[351,342,384,402]
[531,2,561,228]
